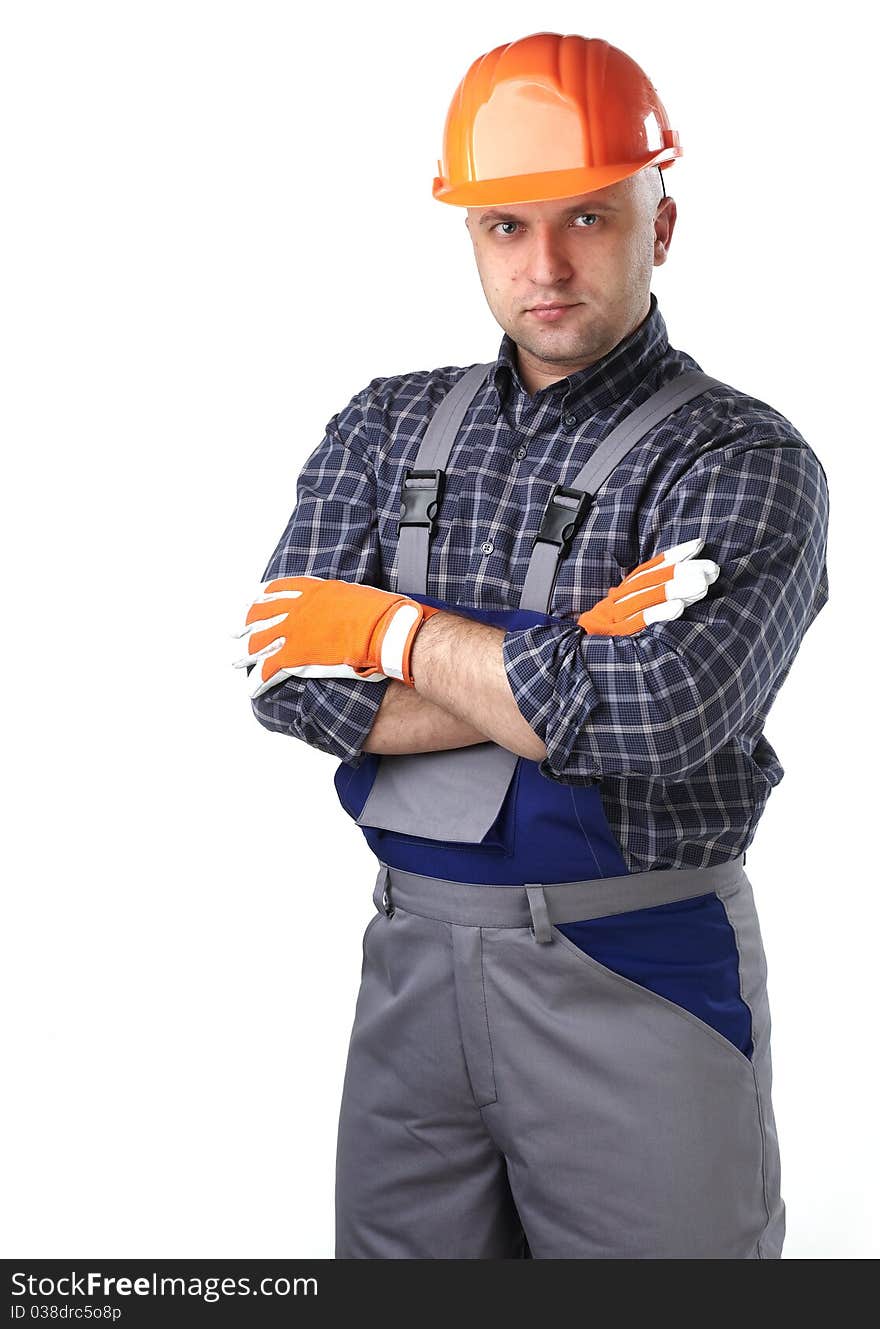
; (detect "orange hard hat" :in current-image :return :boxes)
[433,32,681,207]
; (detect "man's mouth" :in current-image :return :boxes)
[526,302,580,321]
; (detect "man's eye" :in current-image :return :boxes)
[490,214,599,236]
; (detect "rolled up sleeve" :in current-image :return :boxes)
[502,439,829,783]
[249,385,391,767]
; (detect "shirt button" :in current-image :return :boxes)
[562,412,578,429]
[481,540,494,555]
[513,445,527,461]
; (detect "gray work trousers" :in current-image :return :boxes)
[335,857,784,1259]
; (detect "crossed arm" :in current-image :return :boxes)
[364,616,545,761]
[248,394,828,783]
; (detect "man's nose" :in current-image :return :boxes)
[523,228,575,287]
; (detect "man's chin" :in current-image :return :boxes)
[516,321,595,359]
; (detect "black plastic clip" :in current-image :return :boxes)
[398,468,445,535]
[533,484,593,555]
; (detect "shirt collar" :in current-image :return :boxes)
[491,291,669,428]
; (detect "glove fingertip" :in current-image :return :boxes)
[662,537,704,565]
[643,598,685,625]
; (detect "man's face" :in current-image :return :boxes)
[464,170,676,390]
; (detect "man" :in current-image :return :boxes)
[233,33,829,1259]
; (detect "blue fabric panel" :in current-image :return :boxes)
[337,756,629,884]
[332,597,630,885]
[409,593,559,634]
[556,893,753,1057]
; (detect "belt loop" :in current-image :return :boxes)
[373,863,393,916]
[525,884,553,944]
[742,851,747,866]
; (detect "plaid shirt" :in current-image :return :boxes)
[252,293,829,871]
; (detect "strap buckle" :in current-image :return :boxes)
[398,468,445,534]
[533,484,593,555]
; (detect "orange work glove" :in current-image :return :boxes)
[231,576,441,699]
[577,538,720,636]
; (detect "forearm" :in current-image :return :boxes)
[362,675,492,755]
[409,611,548,761]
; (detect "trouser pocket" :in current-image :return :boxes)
[553,889,754,1062]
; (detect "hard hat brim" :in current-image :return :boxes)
[433,148,680,208]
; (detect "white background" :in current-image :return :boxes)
[2,1,875,1259]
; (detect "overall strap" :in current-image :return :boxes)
[395,361,723,606]
[397,361,494,595]
[519,370,721,611]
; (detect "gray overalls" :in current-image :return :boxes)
[333,365,784,1259]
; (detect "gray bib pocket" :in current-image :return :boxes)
[355,742,519,844]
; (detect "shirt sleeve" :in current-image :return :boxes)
[249,385,391,767]
[502,438,830,783]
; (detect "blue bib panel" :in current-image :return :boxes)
[333,595,629,884]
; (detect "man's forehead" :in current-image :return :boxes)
[469,181,633,223]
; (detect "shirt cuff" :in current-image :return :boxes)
[294,675,390,767]
[502,621,602,782]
